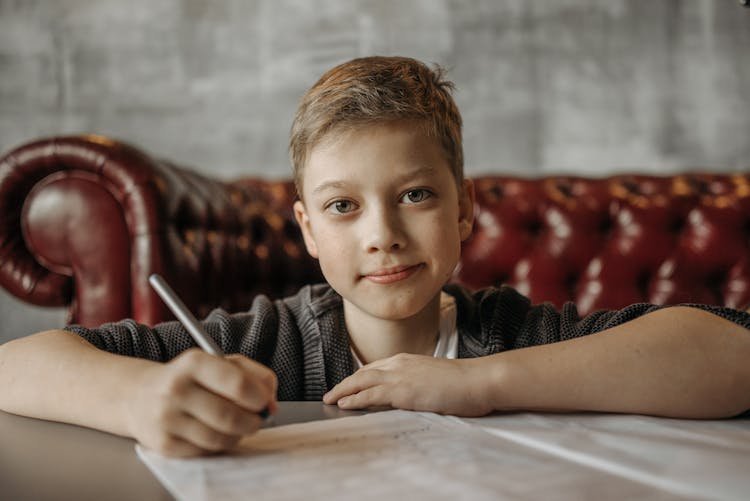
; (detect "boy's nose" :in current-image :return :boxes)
[362,207,406,253]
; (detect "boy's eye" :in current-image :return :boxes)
[401,189,431,204]
[326,199,357,214]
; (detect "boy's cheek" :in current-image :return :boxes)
[299,230,319,258]
[317,248,352,276]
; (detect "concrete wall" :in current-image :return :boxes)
[2,0,750,340]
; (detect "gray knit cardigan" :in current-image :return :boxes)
[64,284,750,401]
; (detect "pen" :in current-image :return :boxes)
[148,273,271,420]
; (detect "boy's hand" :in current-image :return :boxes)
[323,354,495,417]
[127,349,278,457]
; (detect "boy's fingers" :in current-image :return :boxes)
[226,353,277,385]
[336,386,391,410]
[177,350,275,413]
[324,369,387,404]
[178,382,263,435]
[153,435,208,458]
[226,355,279,413]
[168,412,242,453]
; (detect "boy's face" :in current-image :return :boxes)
[293,121,474,322]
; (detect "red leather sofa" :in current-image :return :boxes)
[2,135,749,328]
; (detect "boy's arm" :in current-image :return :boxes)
[324,306,750,418]
[0,330,277,456]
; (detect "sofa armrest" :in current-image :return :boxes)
[0,135,322,327]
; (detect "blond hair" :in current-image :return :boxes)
[289,56,463,196]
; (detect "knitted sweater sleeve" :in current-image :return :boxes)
[454,285,750,355]
[62,294,296,365]
[62,291,318,400]
[524,301,750,348]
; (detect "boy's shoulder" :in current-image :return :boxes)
[443,283,531,324]
[444,283,541,356]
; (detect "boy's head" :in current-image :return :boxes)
[289,56,463,197]
[289,57,475,327]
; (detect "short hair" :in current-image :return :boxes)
[289,56,463,196]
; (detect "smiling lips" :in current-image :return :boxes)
[363,264,423,284]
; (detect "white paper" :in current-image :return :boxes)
[464,413,750,500]
[136,410,734,501]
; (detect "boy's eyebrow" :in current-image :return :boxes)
[311,180,350,197]
[311,166,441,197]
[392,165,440,184]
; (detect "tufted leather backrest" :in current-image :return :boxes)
[458,175,750,314]
[1,135,749,326]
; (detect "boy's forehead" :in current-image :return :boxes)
[302,124,452,191]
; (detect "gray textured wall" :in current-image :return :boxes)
[2,0,750,340]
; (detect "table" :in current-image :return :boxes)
[0,402,364,501]
[2,404,750,500]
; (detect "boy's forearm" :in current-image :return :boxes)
[481,306,750,418]
[0,330,156,437]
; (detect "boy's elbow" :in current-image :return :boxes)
[721,365,750,418]
[711,322,750,418]
[660,307,750,418]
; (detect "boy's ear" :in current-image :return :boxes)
[458,179,475,241]
[293,200,319,259]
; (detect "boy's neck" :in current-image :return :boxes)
[343,293,442,365]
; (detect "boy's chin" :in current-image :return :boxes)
[347,293,440,322]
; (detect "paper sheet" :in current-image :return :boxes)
[464,413,750,500]
[136,410,693,501]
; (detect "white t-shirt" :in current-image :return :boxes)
[351,292,458,369]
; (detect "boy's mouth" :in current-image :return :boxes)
[362,264,423,284]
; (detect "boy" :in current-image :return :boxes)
[1,56,749,458]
